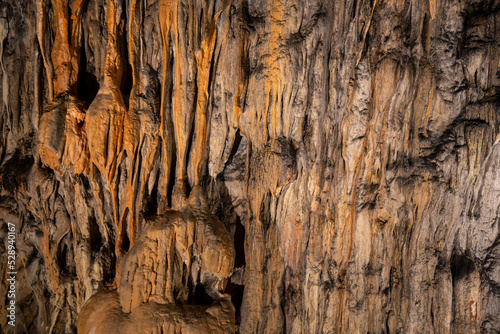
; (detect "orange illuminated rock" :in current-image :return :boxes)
[77,291,236,334]
[78,185,235,333]
[38,98,67,171]
[86,0,125,181]
[119,186,234,312]
[64,99,88,174]
[38,95,88,174]
[85,86,125,180]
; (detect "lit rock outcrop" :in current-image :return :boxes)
[77,291,236,334]
[78,187,235,333]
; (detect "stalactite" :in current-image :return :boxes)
[50,0,83,96]
[158,0,176,210]
[85,0,127,262]
[192,7,223,185]
[36,0,54,100]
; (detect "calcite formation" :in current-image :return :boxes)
[77,290,236,334]
[0,0,499,333]
[78,188,236,333]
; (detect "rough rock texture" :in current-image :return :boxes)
[77,291,236,334]
[0,0,499,333]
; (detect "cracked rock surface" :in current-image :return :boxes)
[0,0,499,333]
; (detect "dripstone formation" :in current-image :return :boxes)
[0,0,499,333]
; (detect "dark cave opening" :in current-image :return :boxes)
[76,38,99,104]
[226,216,246,326]
[451,253,481,332]
[225,279,245,327]
[193,284,216,306]
[233,216,246,268]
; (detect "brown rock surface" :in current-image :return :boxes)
[0,0,499,333]
[77,290,236,334]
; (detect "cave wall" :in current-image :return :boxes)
[0,0,499,333]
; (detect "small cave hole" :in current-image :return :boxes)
[77,42,99,104]
[193,284,215,306]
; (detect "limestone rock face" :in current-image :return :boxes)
[0,0,499,333]
[118,192,234,313]
[77,291,236,334]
